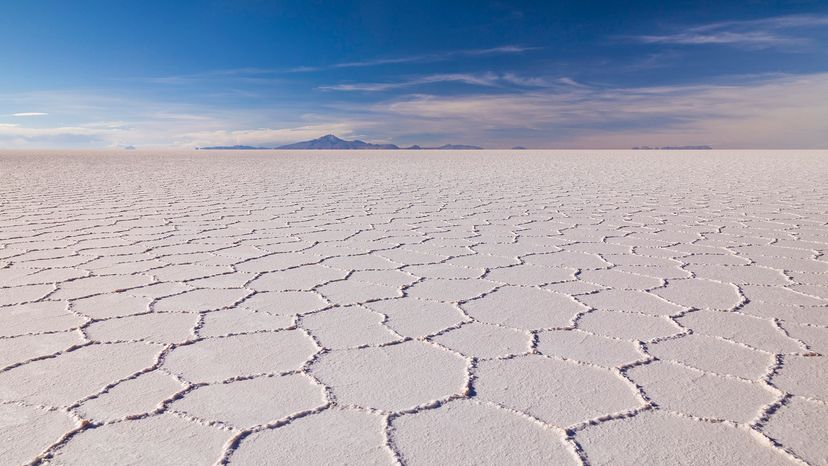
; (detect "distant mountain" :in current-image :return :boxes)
[276,134,399,150]
[406,144,483,150]
[633,145,713,150]
[429,144,483,150]
[197,145,270,150]
[511,146,527,150]
[197,134,485,150]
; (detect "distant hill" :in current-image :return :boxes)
[197,134,484,150]
[276,134,399,150]
[633,145,713,150]
[430,144,483,150]
[511,146,527,150]
[406,144,483,150]
[196,145,270,150]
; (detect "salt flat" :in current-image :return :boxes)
[0,150,826,465]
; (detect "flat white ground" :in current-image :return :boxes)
[0,150,826,465]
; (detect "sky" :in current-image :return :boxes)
[1,0,828,149]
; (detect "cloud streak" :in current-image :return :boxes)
[364,72,828,148]
[318,72,588,92]
[317,72,556,92]
[140,45,541,84]
[633,31,803,47]
[627,14,828,49]
[289,45,539,72]
[12,112,48,117]
[2,73,826,149]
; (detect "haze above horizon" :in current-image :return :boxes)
[1,0,827,149]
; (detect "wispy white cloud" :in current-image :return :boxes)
[555,77,588,88]
[627,14,828,49]
[461,46,539,55]
[0,90,366,148]
[364,72,828,148]
[288,45,539,72]
[12,112,48,117]
[633,31,803,47]
[2,72,826,149]
[693,14,828,31]
[0,123,123,145]
[139,45,540,84]
[319,72,577,92]
[319,72,549,92]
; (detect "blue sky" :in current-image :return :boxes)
[1,0,828,148]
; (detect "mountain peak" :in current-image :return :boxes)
[275,134,399,150]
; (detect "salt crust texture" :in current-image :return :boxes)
[0,150,826,465]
